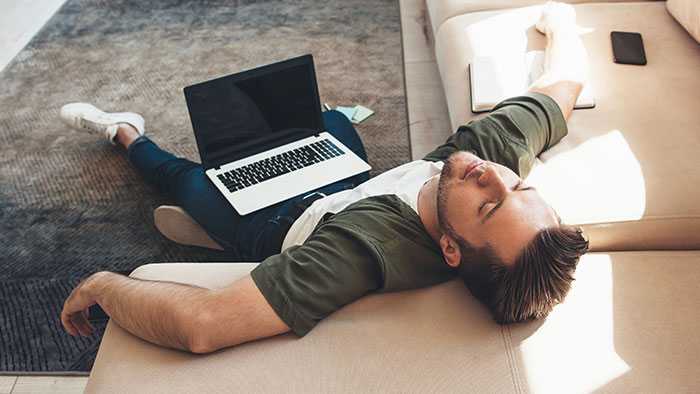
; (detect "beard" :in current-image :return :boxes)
[436,153,460,234]
[437,153,483,271]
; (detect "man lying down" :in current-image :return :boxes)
[60,2,588,353]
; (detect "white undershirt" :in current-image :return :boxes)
[282,160,444,250]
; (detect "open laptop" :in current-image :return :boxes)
[184,54,371,215]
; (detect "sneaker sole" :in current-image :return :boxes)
[154,205,224,251]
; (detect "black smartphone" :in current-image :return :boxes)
[611,31,647,65]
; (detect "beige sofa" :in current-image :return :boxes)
[432,0,700,251]
[86,1,700,392]
[87,253,700,393]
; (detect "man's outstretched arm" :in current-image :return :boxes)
[529,2,588,120]
[60,272,290,353]
[422,3,588,175]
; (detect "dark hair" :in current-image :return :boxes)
[452,225,588,324]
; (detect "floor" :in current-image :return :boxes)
[0,0,66,73]
[399,0,453,159]
[1,0,102,391]
[0,0,450,391]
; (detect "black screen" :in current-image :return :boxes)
[185,56,322,168]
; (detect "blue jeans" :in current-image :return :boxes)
[128,110,370,261]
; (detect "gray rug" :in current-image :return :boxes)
[0,0,408,373]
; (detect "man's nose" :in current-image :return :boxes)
[477,166,508,195]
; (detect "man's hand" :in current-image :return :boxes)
[59,270,290,353]
[61,271,109,337]
[529,2,588,120]
[535,2,577,35]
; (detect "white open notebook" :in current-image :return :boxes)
[469,51,595,113]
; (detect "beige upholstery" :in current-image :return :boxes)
[667,0,700,42]
[86,251,700,393]
[434,2,700,249]
[426,0,663,37]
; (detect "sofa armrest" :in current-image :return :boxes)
[86,254,700,393]
[86,262,509,393]
[127,262,253,287]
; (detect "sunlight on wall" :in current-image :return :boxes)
[516,254,630,393]
[526,130,646,224]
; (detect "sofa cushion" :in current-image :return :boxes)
[426,0,664,38]
[434,2,700,250]
[86,254,700,393]
[667,0,700,42]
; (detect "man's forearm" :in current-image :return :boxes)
[62,270,290,353]
[529,12,588,119]
[87,272,211,351]
[533,30,588,88]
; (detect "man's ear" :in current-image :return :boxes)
[440,234,462,268]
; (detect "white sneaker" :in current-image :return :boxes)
[60,103,145,145]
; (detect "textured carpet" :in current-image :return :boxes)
[0,0,408,373]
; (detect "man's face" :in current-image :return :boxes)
[437,151,558,265]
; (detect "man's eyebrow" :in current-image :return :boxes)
[481,183,535,223]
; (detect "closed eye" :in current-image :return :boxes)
[480,180,536,222]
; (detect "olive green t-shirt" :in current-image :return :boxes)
[251,93,567,336]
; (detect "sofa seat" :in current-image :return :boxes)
[86,252,700,393]
[426,0,663,38]
[433,2,700,250]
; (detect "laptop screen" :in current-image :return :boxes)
[185,55,323,169]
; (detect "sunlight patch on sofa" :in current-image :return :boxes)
[526,130,646,225]
[463,6,540,57]
[462,4,595,55]
[516,254,630,393]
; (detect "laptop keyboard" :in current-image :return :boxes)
[217,139,346,193]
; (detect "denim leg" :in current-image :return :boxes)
[322,110,370,185]
[127,137,203,197]
[127,137,249,256]
[125,112,370,258]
